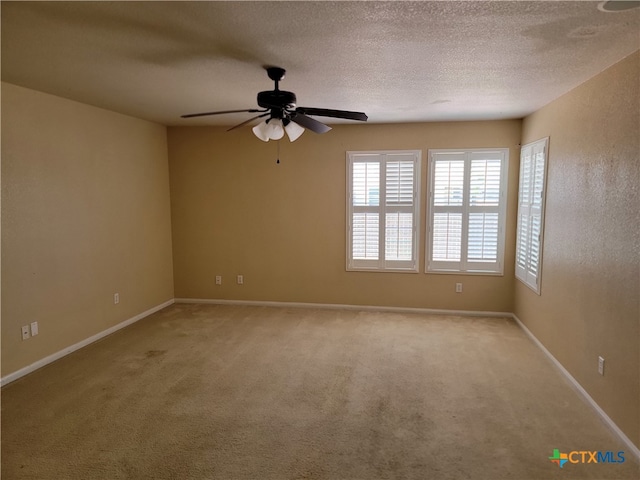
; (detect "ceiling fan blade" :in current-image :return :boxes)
[291,113,332,134]
[181,108,266,119]
[296,107,368,122]
[227,113,270,132]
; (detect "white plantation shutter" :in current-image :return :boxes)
[352,212,379,259]
[433,212,462,261]
[347,151,421,271]
[427,149,508,274]
[431,155,465,267]
[385,212,414,260]
[434,159,465,207]
[467,156,502,268]
[351,160,380,262]
[352,162,380,207]
[468,212,499,261]
[386,161,414,204]
[516,138,549,293]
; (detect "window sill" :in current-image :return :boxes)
[346,267,419,274]
[426,269,504,276]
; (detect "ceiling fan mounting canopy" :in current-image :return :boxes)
[181,65,368,139]
[266,66,286,82]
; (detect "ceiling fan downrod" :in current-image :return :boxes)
[266,66,286,88]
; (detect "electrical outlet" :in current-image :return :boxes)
[598,356,605,375]
[237,275,244,285]
[21,325,30,341]
[30,321,39,336]
[215,276,222,285]
[455,283,463,293]
[114,293,120,304]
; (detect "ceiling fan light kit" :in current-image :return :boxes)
[251,117,305,142]
[182,66,368,143]
[252,118,285,141]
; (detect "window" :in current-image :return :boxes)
[347,151,421,272]
[427,148,509,274]
[515,137,549,293]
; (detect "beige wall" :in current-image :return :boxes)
[516,52,639,447]
[168,120,522,312]
[4,52,637,449]
[1,83,175,376]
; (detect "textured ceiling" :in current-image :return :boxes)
[2,1,639,127]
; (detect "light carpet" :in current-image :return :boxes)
[2,304,638,479]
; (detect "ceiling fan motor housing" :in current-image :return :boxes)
[257,90,297,112]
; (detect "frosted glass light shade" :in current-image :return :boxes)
[252,121,270,142]
[285,121,305,142]
[267,119,285,140]
[253,118,304,142]
[252,119,284,141]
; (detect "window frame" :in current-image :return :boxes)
[515,137,549,294]
[346,150,421,273]
[426,148,509,275]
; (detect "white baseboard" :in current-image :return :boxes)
[511,313,640,461]
[174,297,513,318]
[1,299,175,387]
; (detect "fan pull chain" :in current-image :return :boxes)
[276,139,280,164]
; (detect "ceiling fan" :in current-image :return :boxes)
[181,66,368,142]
